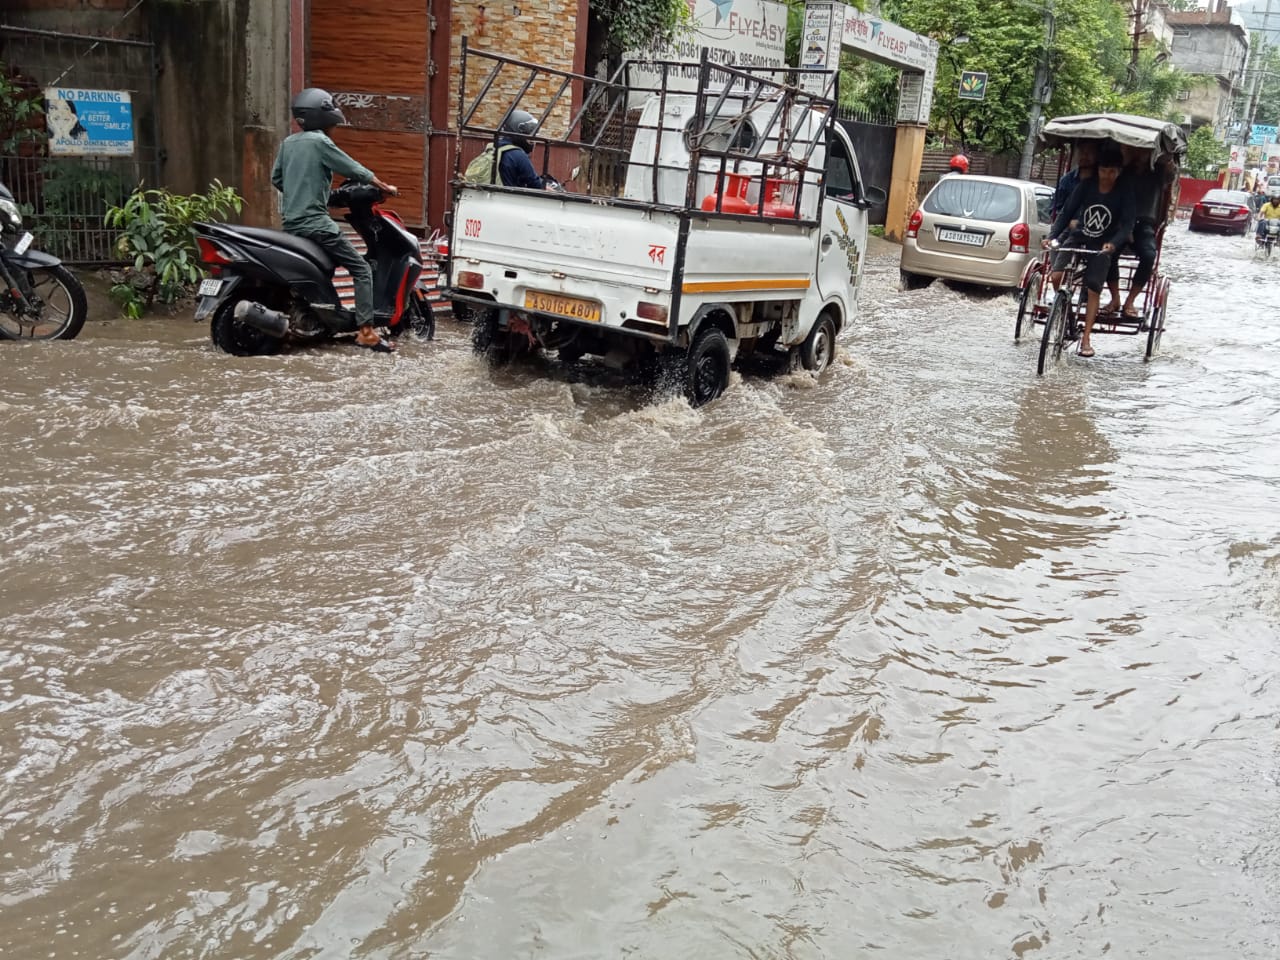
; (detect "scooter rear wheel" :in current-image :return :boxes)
[210,297,282,356]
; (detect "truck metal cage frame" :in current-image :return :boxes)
[454,39,838,225]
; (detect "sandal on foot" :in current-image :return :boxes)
[356,334,396,353]
[1121,307,1141,319]
[1079,346,1096,358]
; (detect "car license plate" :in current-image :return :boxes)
[1211,206,1230,215]
[197,278,223,297]
[524,289,601,322]
[13,231,33,256]
[937,228,986,247]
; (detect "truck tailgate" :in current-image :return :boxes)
[452,189,679,334]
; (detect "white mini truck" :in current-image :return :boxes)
[448,45,886,405]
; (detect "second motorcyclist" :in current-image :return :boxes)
[271,88,399,351]
[1255,194,1280,245]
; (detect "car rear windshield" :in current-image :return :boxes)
[1202,190,1248,204]
[923,179,1022,223]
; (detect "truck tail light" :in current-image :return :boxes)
[636,301,668,324]
[1009,222,1030,254]
[906,210,922,238]
[457,270,485,289]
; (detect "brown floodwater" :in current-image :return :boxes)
[1,229,1277,959]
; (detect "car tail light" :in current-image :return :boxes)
[906,209,922,238]
[1239,206,1251,216]
[1193,202,1205,213]
[635,301,668,324]
[1009,222,1030,254]
[197,236,236,265]
[456,270,485,289]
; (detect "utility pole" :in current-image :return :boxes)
[1131,0,1146,86]
[1018,0,1055,179]
[1246,0,1277,141]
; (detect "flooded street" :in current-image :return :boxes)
[2,228,1278,958]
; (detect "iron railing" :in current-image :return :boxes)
[0,24,159,264]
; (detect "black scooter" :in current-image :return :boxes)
[0,180,87,341]
[194,182,433,355]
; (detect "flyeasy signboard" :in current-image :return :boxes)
[627,0,788,101]
[43,87,135,157]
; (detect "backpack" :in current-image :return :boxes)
[464,143,519,185]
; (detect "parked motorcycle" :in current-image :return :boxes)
[0,180,88,341]
[194,182,433,355]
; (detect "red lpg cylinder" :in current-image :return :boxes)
[700,172,754,214]
[762,178,800,218]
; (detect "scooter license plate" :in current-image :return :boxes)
[13,231,33,256]
[197,278,223,297]
[524,290,601,322]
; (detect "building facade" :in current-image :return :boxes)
[1167,2,1250,138]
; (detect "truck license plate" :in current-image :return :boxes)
[197,278,222,297]
[937,228,985,247]
[524,290,601,322]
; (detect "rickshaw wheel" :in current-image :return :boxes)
[1037,290,1070,376]
[1144,282,1168,361]
[1014,268,1043,342]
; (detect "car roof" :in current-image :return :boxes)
[927,175,1048,191]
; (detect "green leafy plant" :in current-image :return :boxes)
[104,181,242,313]
[0,64,45,154]
[1184,125,1229,178]
[110,282,146,319]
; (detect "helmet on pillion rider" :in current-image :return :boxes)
[949,153,970,174]
[501,109,539,151]
[291,88,345,132]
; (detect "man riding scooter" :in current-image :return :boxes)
[271,88,399,351]
[1256,193,1280,248]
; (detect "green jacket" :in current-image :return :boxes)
[270,130,374,236]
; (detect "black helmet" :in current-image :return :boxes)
[501,109,538,139]
[500,109,538,152]
[292,88,345,131]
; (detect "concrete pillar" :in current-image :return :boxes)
[240,0,291,226]
[885,123,927,243]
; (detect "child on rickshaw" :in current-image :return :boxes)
[1044,143,1135,358]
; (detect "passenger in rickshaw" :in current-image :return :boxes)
[1106,143,1176,319]
[1045,143,1136,358]
[1051,141,1097,219]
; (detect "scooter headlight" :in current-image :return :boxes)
[0,198,21,231]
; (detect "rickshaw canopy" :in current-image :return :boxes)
[1039,113,1187,162]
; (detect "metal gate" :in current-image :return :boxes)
[0,25,159,264]
[838,107,898,227]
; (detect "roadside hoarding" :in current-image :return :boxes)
[628,0,788,99]
[799,2,843,96]
[44,87,134,157]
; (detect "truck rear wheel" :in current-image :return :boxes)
[471,307,513,364]
[681,326,730,407]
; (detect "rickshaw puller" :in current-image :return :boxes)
[1045,144,1136,358]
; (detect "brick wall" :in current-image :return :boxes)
[450,0,580,136]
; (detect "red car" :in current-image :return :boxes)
[1188,189,1253,235]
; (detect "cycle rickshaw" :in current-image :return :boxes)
[1013,114,1187,374]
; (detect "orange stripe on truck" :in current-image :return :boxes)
[681,278,812,294]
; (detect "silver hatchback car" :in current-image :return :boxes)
[900,175,1055,289]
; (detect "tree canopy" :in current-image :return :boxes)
[791,0,1189,153]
